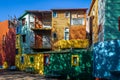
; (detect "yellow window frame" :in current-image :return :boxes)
[71,55,79,66]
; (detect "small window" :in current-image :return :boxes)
[53,11,57,18]
[16,49,19,54]
[92,8,95,16]
[53,32,57,40]
[65,12,70,18]
[71,55,79,66]
[30,56,34,63]
[30,22,34,28]
[72,18,84,25]
[20,56,24,64]
[22,35,26,43]
[16,27,19,33]
[44,54,50,65]
[64,28,69,40]
[119,17,120,31]
[22,18,26,26]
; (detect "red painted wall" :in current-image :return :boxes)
[0,20,16,66]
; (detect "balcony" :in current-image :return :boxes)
[31,43,51,50]
[31,21,52,31]
[31,27,51,30]
[53,39,89,50]
[31,26,51,33]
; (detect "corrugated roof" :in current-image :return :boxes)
[18,10,51,20]
[51,8,88,11]
[26,10,51,13]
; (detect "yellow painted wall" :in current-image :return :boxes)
[52,11,70,41]
[88,0,98,43]
[15,53,44,75]
[53,39,89,50]
[16,34,20,48]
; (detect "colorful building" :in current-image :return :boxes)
[15,8,93,80]
[0,20,16,68]
[88,0,98,44]
[52,8,88,46]
[88,0,120,79]
[46,8,92,79]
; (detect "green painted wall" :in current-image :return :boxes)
[104,0,120,40]
[44,50,92,80]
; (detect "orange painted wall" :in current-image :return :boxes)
[70,26,86,39]
[70,10,87,39]
[0,20,16,66]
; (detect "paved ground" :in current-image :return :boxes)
[0,70,58,80]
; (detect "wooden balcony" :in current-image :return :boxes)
[31,27,51,31]
[31,27,52,34]
[53,39,89,50]
[31,44,51,50]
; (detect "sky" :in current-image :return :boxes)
[0,0,91,21]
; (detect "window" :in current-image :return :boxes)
[72,18,84,25]
[20,56,24,64]
[119,17,120,31]
[30,22,34,28]
[16,49,19,54]
[16,27,19,33]
[44,54,50,65]
[53,11,57,18]
[65,12,70,18]
[30,56,34,63]
[22,18,26,26]
[92,8,95,16]
[22,35,26,43]
[53,32,57,40]
[71,55,79,66]
[64,28,69,40]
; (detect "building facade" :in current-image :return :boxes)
[52,9,89,50]
[15,9,93,80]
[0,20,16,68]
[88,0,98,44]
[88,0,120,79]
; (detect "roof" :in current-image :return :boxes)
[18,10,51,20]
[51,8,88,11]
[26,10,51,13]
[88,0,96,16]
[26,49,88,54]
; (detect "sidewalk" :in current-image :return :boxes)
[0,70,58,80]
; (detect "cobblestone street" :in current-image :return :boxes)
[0,70,58,80]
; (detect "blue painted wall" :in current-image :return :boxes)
[19,13,35,54]
[104,0,120,40]
[93,40,120,79]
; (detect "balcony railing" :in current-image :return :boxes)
[53,39,89,50]
[31,43,51,49]
[31,27,52,31]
